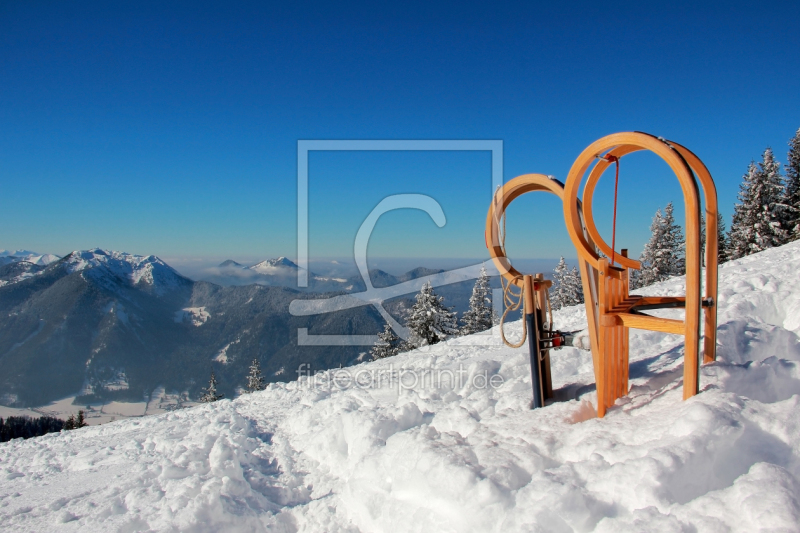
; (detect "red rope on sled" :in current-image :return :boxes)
[607,154,620,267]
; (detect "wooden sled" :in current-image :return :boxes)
[562,132,719,417]
[485,174,567,408]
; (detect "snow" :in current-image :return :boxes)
[175,307,211,327]
[2,242,800,531]
[1,388,198,427]
[313,276,347,283]
[215,339,240,364]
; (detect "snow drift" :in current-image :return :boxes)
[2,242,800,532]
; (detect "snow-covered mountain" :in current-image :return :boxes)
[249,256,299,273]
[0,249,385,406]
[0,249,60,267]
[200,256,452,295]
[0,261,46,287]
[2,241,799,531]
[61,249,188,295]
[202,256,354,291]
[200,256,307,287]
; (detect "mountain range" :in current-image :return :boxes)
[0,250,60,267]
[199,256,449,293]
[0,249,486,407]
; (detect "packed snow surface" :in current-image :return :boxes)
[2,243,800,532]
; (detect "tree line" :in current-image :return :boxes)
[0,410,90,443]
[369,266,495,360]
[0,415,65,442]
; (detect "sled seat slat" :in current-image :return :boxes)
[615,313,685,335]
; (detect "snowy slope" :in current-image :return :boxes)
[2,243,800,532]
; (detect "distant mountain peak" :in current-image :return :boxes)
[219,260,245,268]
[0,249,38,257]
[267,257,297,268]
[61,249,188,294]
[0,250,61,267]
[249,257,299,273]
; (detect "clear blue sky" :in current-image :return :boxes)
[1,0,799,267]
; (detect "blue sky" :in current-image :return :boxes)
[1,0,799,272]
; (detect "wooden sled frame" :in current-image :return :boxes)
[485,174,561,407]
[562,132,719,417]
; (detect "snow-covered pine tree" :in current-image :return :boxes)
[244,358,265,393]
[199,371,224,402]
[730,149,788,257]
[700,212,730,265]
[637,208,666,287]
[636,203,685,288]
[460,266,494,334]
[405,281,458,347]
[729,162,758,259]
[785,128,800,240]
[662,202,685,276]
[565,266,584,306]
[700,214,706,267]
[550,257,584,309]
[628,266,641,290]
[755,148,789,250]
[370,323,401,360]
[550,257,569,310]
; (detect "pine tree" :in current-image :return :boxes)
[460,266,494,334]
[717,212,730,263]
[76,410,87,428]
[662,202,685,276]
[199,371,224,402]
[550,257,569,310]
[635,203,685,288]
[370,323,401,360]
[637,208,667,287]
[405,281,458,347]
[730,149,788,257]
[550,257,583,309]
[729,162,758,259]
[700,214,706,267]
[244,358,265,393]
[565,266,584,306]
[785,128,800,240]
[628,266,641,290]
[64,414,75,430]
[754,148,789,250]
